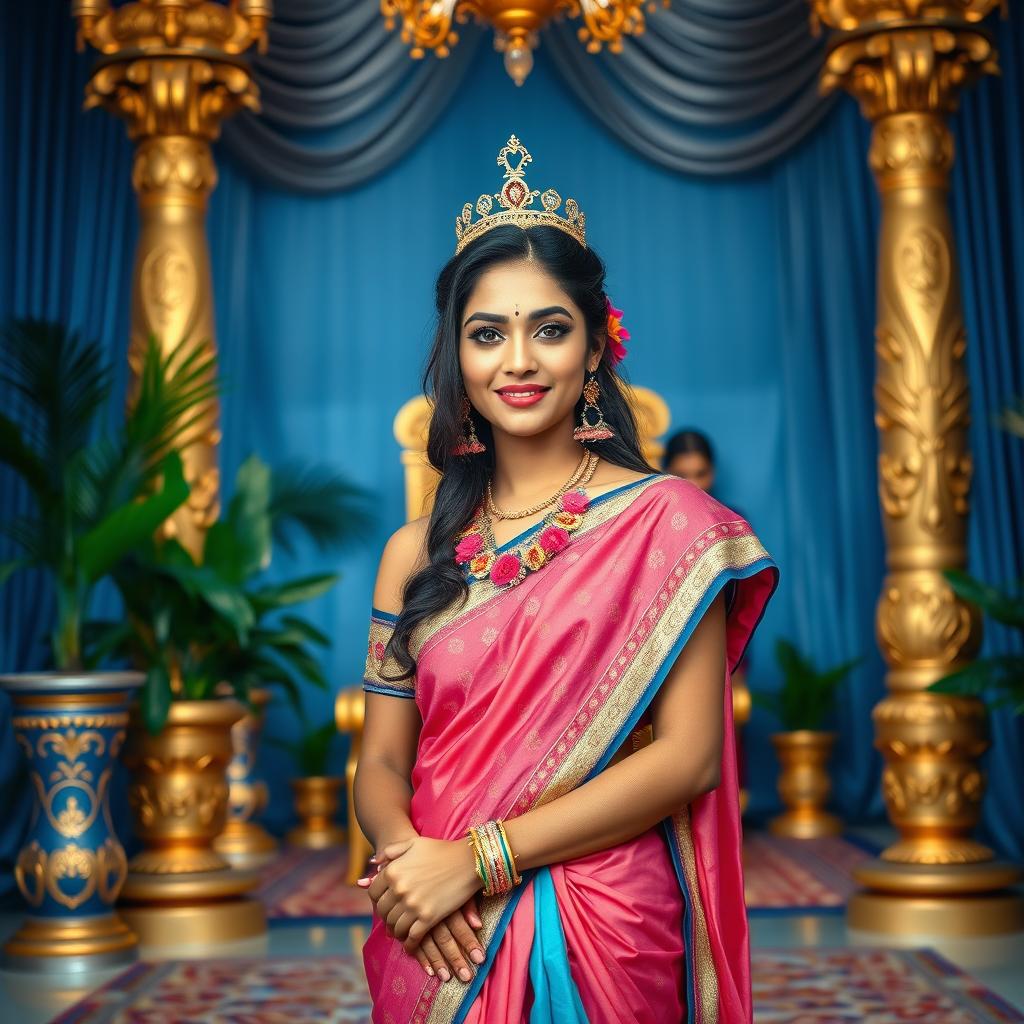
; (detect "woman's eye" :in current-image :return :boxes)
[472,327,503,344]
[537,323,569,339]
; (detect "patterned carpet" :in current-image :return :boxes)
[742,833,875,911]
[256,848,371,920]
[254,833,874,920]
[52,949,1024,1023]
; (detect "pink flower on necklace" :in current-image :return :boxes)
[490,552,523,587]
[538,526,570,554]
[455,532,484,563]
[560,490,590,515]
[605,297,630,366]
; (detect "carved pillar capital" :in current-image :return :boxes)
[73,1,271,559]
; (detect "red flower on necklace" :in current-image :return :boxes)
[455,532,484,562]
[490,552,523,587]
[605,297,630,366]
[538,526,570,554]
[560,490,591,515]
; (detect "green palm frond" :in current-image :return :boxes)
[269,460,374,556]
[0,320,111,486]
[126,335,220,471]
[752,639,861,732]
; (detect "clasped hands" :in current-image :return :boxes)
[358,834,485,984]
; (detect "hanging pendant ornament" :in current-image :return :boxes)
[453,396,486,456]
[573,374,615,442]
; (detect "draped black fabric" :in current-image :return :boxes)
[544,0,835,176]
[219,0,483,192]
[220,0,833,191]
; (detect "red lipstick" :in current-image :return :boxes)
[495,385,550,407]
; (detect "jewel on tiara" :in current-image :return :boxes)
[454,135,587,256]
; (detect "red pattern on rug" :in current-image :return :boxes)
[51,949,1024,1023]
[743,832,874,909]
[255,847,372,919]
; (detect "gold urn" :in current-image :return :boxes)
[214,688,278,869]
[769,731,843,839]
[286,777,346,850]
[118,698,266,945]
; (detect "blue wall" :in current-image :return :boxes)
[3,4,1022,879]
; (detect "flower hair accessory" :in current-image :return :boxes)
[605,297,630,366]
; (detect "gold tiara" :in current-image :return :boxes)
[454,135,587,256]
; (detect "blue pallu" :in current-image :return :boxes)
[528,866,590,1024]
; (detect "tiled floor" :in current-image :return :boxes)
[2,909,1023,1024]
[3,827,1022,1023]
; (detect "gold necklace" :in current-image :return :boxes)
[486,450,597,521]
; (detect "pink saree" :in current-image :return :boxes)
[362,473,778,1024]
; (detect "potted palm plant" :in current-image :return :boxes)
[270,714,346,850]
[0,319,214,969]
[752,639,861,838]
[89,453,369,943]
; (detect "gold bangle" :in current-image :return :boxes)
[495,820,522,886]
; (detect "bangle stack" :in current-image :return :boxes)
[466,820,522,897]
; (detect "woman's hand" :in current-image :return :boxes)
[365,836,482,950]
[414,899,485,983]
[360,847,485,983]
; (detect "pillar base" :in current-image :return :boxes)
[118,868,265,946]
[848,889,1024,937]
[2,913,137,973]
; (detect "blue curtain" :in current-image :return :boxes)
[2,4,1021,906]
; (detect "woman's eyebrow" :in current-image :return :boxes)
[464,311,508,327]
[529,306,573,321]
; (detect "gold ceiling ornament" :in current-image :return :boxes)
[807,0,1023,938]
[381,0,666,86]
[72,1,271,560]
[454,135,586,254]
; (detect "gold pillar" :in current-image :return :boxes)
[809,0,1023,935]
[73,0,270,559]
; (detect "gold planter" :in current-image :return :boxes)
[769,731,843,839]
[118,699,265,946]
[286,777,346,850]
[213,688,277,870]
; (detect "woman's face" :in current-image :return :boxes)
[459,260,601,440]
[667,452,715,492]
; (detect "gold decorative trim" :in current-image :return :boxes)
[410,474,671,660]
[519,533,768,813]
[672,808,719,1024]
[422,523,770,1023]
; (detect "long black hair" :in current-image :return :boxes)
[383,225,654,681]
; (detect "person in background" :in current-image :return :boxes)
[664,428,716,496]
[664,427,753,816]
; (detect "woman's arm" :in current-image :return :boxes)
[371,592,728,947]
[353,522,424,851]
[504,590,726,869]
[355,519,486,983]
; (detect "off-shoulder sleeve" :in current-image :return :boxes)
[362,608,415,699]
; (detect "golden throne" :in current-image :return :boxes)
[334,385,752,883]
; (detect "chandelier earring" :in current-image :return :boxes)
[573,371,615,442]
[453,394,487,456]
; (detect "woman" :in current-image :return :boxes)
[354,136,777,1024]
[664,430,717,495]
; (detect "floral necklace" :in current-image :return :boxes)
[455,456,601,589]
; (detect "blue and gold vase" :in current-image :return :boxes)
[0,671,143,972]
